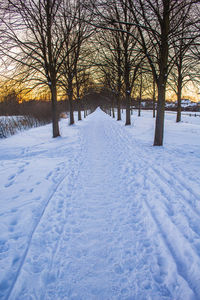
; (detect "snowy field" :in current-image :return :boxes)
[0,108,200,300]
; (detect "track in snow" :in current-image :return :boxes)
[1,108,200,300]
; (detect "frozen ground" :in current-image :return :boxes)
[0,108,200,300]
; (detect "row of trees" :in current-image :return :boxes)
[0,0,200,145]
[0,0,94,137]
[87,0,200,145]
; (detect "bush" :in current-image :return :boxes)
[0,101,51,138]
[0,115,45,138]
[0,98,68,138]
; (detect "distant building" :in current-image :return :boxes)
[165,99,199,111]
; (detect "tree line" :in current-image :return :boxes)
[0,0,200,145]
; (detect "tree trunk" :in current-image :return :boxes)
[125,92,131,125]
[154,83,165,146]
[138,72,143,117]
[124,57,131,125]
[153,1,169,146]
[76,72,82,121]
[68,93,74,125]
[51,83,60,138]
[138,96,141,117]
[77,96,82,121]
[117,94,121,120]
[112,106,115,118]
[46,0,59,138]
[116,39,122,121]
[68,79,74,125]
[152,79,156,118]
[78,101,82,121]
[112,97,115,118]
[176,75,182,123]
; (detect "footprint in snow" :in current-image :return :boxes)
[10,218,18,226]
[18,168,24,174]
[114,264,124,274]
[12,255,20,267]
[46,171,53,180]
[120,288,129,296]
[9,226,14,232]
[8,174,15,181]
[0,240,9,253]
[5,181,14,188]
[0,279,10,294]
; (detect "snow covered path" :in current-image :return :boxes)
[1,109,200,299]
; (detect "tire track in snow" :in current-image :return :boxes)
[6,169,72,300]
[137,159,200,297]
[108,117,200,298]
[139,164,200,252]
[142,173,200,298]
[92,115,190,298]
[146,167,200,236]
[110,119,200,212]
[148,166,200,238]
[118,158,197,295]
[110,120,200,224]
[143,166,200,279]
[121,152,200,253]
[151,166,200,216]
[143,197,200,298]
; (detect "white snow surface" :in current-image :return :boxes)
[0,108,200,300]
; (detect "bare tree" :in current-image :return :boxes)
[89,0,144,125]
[1,0,69,137]
[108,0,143,125]
[59,0,93,125]
[124,0,197,145]
[75,69,92,121]
[169,3,199,122]
[137,69,143,117]
[152,77,156,118]
[94,29,123,120]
